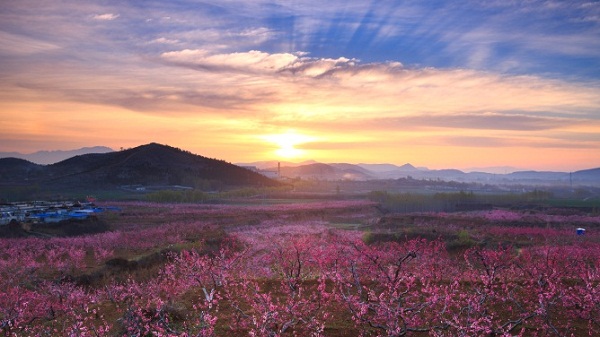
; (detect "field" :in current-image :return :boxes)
[1,200,599,336]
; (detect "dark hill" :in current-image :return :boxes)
[573,167,600,182]
[1,143,280,193]
[0,158,45,182]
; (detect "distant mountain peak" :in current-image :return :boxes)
[398,163,417,170]
[139,142,165,149]
[0,146,114,165]
[357,163,422,173]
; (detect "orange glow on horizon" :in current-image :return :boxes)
[260,131,317,160]
[1,49,599,172]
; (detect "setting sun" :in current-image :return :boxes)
[262,131,315,159]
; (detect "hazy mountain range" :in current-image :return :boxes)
[2,145,599,188]
[0,146,114,165]
[240,161,600,185]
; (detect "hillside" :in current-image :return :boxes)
[573,167,600,182]
[279,163,373,180]
[0,158,45,182]
[0,143,280,197]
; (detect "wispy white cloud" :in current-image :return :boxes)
[373,113,582,132]
[0,31,60,55]
[160,49,357,77]
[436,135,600,149]
[447,27,600,59]
[161,26,275,53]
[238,27,273,40]
[149,37,180,45]
[91,13,119,21]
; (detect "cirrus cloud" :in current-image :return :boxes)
[91,13,119,21]
[160,49,357,77]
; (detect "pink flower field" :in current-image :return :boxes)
[1,201,599,336]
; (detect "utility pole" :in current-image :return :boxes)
[570,172,572,188]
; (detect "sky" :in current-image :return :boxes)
[1,0,600,171]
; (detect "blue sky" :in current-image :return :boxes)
[1,0,600,170]
[39,0,598,77]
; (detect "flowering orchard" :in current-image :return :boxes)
[1,201,599,336]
